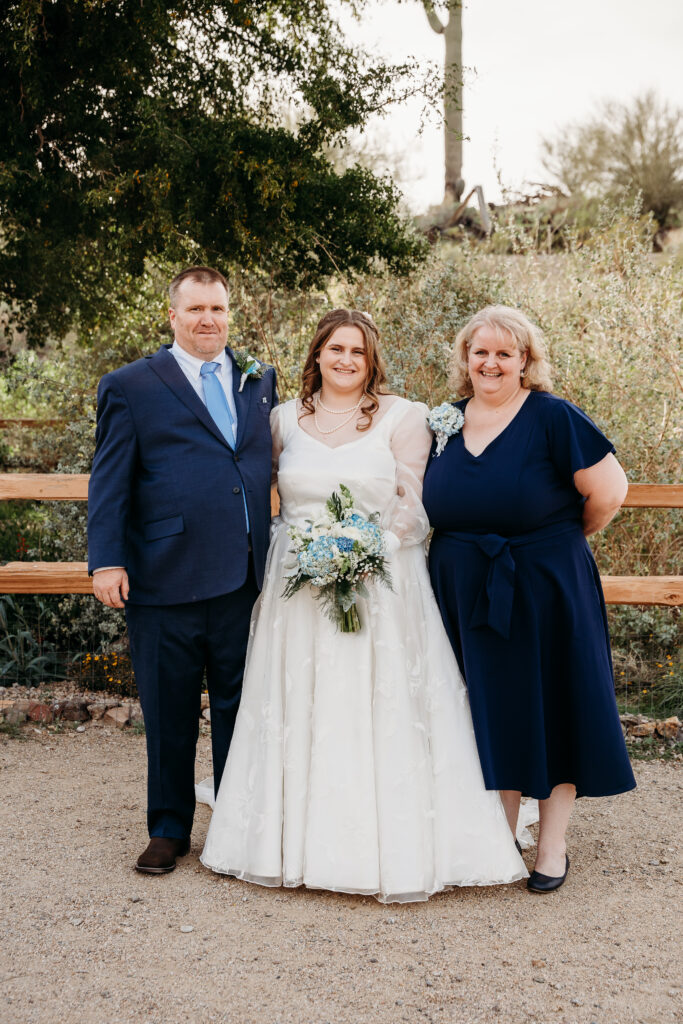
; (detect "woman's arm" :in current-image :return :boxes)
[384,402,433,546]
[574,453,628,537]
[269,404,283,487]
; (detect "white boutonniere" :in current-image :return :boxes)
[233,350,266,392]
[427,402,465,456]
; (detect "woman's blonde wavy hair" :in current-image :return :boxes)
[300,309,389,431]
[449,305,553,397]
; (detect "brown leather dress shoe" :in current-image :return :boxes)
[135,836,191,874]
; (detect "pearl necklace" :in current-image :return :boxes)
[313,393,364,435]
[317,392,364,414]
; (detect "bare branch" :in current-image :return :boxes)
[422,1,446,34]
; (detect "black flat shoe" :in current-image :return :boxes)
[526,855,570,893]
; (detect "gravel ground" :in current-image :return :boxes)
[0,727,681,1024]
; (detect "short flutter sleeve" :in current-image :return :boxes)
[382,401,432,547]
[547,397,615,481]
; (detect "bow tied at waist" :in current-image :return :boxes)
[441,522,582,641]
[468,534,516,639]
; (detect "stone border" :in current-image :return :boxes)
[620,713,681,742]
[0,692,211,729]
[0,691,679,742]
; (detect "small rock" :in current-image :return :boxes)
[656,716,681,740]
[28,701,53,724]
[619,714,640,726]
[87,702,116,720]
[533,977,545,984]
[69,918,83,927]
[571,998,582,1006]
[5,707,28,725]
[129,702,144,724]
[425,978,434,987]
[59,697,90,722]
[369,958,378,964]
[180,925,194,933]
[630,722,656,737]
[531,959,546,968]
[76,725,86,733]
[395,1001,403,1007]
[104,706,130,728]
[202,708,211,722]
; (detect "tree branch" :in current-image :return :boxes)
[422,1,446,34]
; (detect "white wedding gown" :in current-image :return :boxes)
[198,397,533,902]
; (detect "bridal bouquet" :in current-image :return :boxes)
[282,484,392,633]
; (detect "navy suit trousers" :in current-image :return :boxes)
[125,559,259,838]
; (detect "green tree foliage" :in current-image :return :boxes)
[0,0,427,341]
[541,92,683,229]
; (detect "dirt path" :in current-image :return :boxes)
[0,729,681,1024]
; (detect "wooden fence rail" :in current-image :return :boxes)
[0,475,681,604]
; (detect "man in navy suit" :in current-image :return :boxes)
[88,266,277,874]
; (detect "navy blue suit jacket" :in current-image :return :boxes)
[87,344,277,604]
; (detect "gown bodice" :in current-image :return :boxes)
[273,398,431,544]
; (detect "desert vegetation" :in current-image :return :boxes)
[1,198,680,721]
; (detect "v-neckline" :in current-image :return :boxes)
[461,391,532,459]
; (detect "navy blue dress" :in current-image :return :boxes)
[423,391,636,800]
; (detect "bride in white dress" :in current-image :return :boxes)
[199,309,530,902]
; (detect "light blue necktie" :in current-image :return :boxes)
[200,361,236,448]
[200,361,249,533]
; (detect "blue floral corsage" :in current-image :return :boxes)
[427,402,465,456]
[234,350,266,392]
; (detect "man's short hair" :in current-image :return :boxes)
[169,266,229,307]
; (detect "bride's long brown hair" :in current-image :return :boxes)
[299,309,389,432]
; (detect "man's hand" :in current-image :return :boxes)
[92,568,130,609]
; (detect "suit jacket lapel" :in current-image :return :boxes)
[147,345,232,450]
[229,347,252,449]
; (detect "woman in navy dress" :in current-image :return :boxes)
[423,306,636,893]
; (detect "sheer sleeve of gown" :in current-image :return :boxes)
[381,401,432,548]
[270,404,284,486]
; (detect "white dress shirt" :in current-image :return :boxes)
[170,339,238,429]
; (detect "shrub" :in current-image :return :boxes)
[1,202,680,716]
